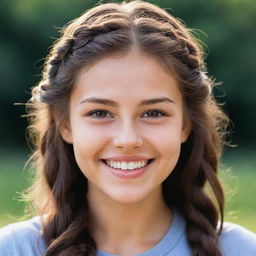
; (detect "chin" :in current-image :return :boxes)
[106,187,152,205]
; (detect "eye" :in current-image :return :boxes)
[87,110,112,119]
[86,109,168,119]
[142,109,167,119]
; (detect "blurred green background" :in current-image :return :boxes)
[0,0,255,231]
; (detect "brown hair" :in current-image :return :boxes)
[25,1,228,255]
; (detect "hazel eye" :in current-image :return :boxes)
[88,110,112,119]
[142,109,167,119]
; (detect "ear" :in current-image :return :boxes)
[181,116,191,143]
[59,121,73,144]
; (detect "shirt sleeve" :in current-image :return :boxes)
[220,222,256,256]
[0,217,46,256]
[0,225,16,256]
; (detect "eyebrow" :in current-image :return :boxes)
[79,96,175,107]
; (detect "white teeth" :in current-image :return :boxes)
[121,162,127,169]
[105,160,148,170]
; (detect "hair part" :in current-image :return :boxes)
[24,1,229,255]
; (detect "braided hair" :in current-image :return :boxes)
[26,1,228,255]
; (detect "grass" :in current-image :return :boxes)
[219,149,256,232]
[0,148,255,233]
[0,149,33,227]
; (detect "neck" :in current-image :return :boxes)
[87,186,172,255]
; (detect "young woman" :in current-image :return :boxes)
[0,1,256,255]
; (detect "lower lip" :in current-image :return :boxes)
[102,160,153,179]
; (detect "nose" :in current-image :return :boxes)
[113,120,143,150]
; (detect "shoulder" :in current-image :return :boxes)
[0,216,46,256]
[220,222,256,256]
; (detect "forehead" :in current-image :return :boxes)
[71,50,182,105]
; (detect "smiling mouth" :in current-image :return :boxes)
[101,159,155,170]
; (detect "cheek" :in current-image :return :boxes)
[72,119,108,145]
[71,121,112,163]
[145,123,183,173]
[145,122,183,148]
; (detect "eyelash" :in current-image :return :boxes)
[86,109,168,119]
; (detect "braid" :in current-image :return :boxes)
[38,116,96,255]
[182,177,223,256]
[162,23,225,254]
[176,112,225,256]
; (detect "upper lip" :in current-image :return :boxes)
[102,156,153,161]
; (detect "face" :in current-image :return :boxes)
[61,50,190,205]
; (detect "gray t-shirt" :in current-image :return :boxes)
[1,209,256,256]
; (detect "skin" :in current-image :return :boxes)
[61,49,191,255]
